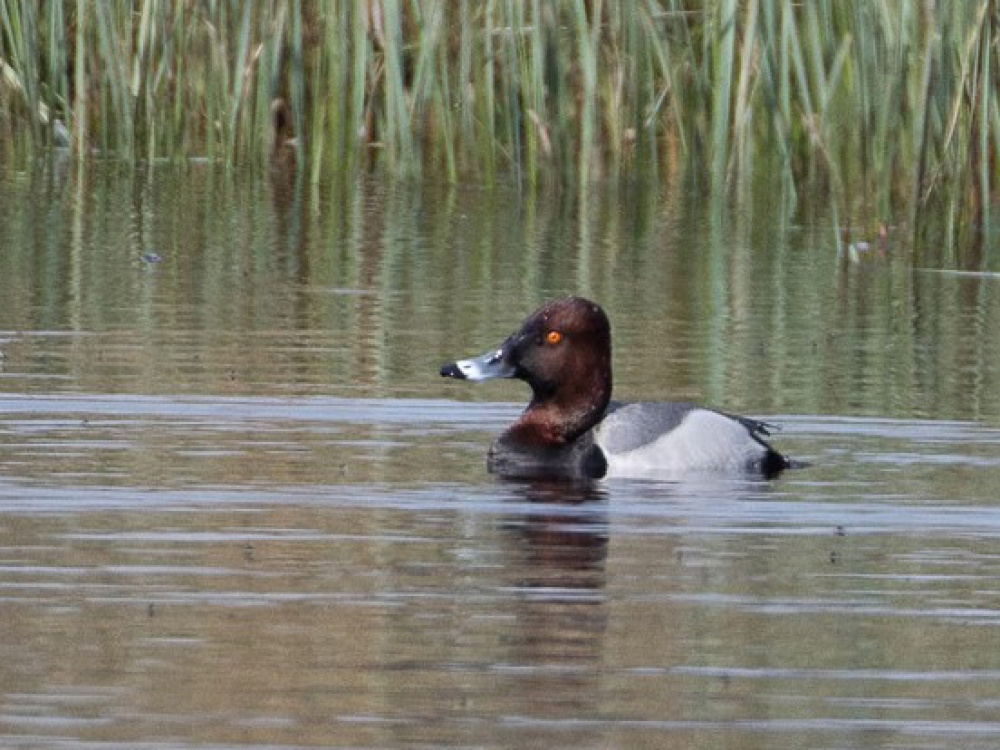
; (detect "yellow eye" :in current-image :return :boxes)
[545,330,562,345]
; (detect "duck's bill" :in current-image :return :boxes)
[440,347,515,381]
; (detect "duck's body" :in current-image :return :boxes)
[594,401,786,479]
[441,297,790,481]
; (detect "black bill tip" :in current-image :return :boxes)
[440,362,466,379]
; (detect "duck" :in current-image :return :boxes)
[440,296,790,480]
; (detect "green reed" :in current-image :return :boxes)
[1,1,998,238]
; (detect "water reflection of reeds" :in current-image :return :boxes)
[0,166,999,426]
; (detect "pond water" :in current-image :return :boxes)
[2,163,1000,748]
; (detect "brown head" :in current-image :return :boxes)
[441,297,613,444]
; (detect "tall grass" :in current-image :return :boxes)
[1,1,998,235]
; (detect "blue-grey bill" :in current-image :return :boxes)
[440,348,514,381]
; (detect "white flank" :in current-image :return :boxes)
[599,409,766,480]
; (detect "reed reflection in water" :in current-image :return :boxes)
[2,165,1000,423]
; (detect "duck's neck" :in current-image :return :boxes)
[509,369,611,446]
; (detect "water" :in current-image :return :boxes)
[2,164,1000,748]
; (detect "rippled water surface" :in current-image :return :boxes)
[2,165,1000,748]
